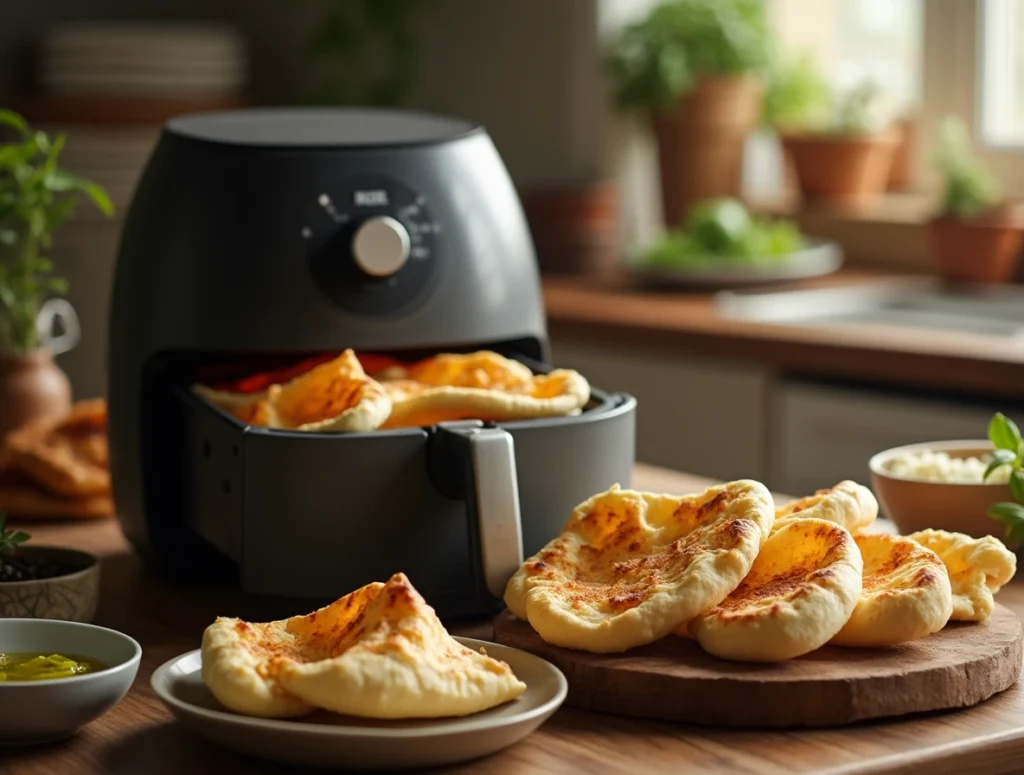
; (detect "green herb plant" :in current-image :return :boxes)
[931,115,1003,219]
[639,197,805,267]
[299,0,428,107]
[0,512,30,558]
[607,0,771,113]
[983,412,1024,549]
[0,109,113,353]
[761,52,830,131]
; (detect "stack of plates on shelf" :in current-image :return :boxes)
[39,23,246,98]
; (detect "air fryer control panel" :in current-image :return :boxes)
[305,174,440,315]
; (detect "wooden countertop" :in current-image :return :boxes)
[6,463,1024,775]
[543,268,1024,400]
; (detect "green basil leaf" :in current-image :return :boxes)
[988,501,1024,524]
[0,109,29,137]
[1011,471,1024,503]
[984,449,1018,481]
[989,412,1023,452]
[10,531,29,545]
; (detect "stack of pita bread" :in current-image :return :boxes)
[194,350,590,432]
[0,399,113,519]
[505,480,1017,661]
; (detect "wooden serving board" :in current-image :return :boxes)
[494,605,1024,728]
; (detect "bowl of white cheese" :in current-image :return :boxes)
[869,440,1013,539]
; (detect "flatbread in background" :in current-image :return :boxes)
[0,398,110,498]
[907,529,1017,622]
[773,480,878,536]
[0,470,114,520]
[373,351,590,429]
[194,349,392,433]
[830,533,953,648]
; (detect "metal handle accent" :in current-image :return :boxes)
[465,427,524,598]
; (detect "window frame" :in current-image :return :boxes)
[918,0,1024,196]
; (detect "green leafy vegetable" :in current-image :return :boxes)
[0,110,113,352]
[0,513,29,556]
[984,411,1024,548]
[989,502,1024,550]
[931,115,1002,219]
[639,197,805,267]
[607,0,771,113]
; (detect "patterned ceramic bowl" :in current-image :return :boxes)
[0,548,100,622]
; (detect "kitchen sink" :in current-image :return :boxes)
[714,278,1024,338]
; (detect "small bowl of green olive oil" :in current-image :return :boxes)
[0,618,141,744]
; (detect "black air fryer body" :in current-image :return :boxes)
[108,108,636,617]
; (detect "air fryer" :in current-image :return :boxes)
[107,107,637,618]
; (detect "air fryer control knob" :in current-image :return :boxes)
[351,216,411,278]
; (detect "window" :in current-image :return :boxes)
[768,0,923,112]
[981,0,1024,146]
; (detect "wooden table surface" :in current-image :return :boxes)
[542,268,1024,401]
[4,463,1024,775]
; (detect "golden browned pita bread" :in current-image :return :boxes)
[202,572,526,719]
[0,470,114,519]
[195,350,392,432]
[0,399,110,498]
[374,351,590,429]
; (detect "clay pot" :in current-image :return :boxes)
[521,180,618,275]
[887,116,915,192]
[652,75,763,227]
[928,204,1024,284]
[781,129,900,205]
[0,349,72,439]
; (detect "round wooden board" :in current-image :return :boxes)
[493,605,1024,728]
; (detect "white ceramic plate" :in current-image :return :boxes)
[628,239,843,290]
[151,637,567,770]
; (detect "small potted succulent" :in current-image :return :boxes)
[0,512,99,621]
[0,109,113,437]
[607,0,770,227]
[765,56,898,205]
[928,115,1023,284]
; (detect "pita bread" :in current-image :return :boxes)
[689,518,862,662]
[0,470,113,519]
[195,350,392,433]
[202,573,526,719]
[907,529,1016,622]
[373,351,590,429]
[773,480,877,536]
[504,481,774,654]
[830,533,953,647]
[0,399,110,498]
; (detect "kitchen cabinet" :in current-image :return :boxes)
[551,339,774,483]
[770,378,1024,496]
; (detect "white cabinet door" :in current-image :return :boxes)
[551,339,773,482]
[772,379,1021,496]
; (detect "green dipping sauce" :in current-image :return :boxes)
[0,652,108,682]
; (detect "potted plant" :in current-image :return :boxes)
[928,115,1023,285]
[765,58,899,205]
[607,0,770,227]
[0,109,112,437]
[0,512,100,621]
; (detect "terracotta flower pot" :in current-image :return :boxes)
[781,129,900,205]
[928,205,1024,285]
[521,180,618,275]
[652,75,763,227]
[0,349,72,439]
[886,116,915,192]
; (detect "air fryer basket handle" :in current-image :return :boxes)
[465,426,524,598]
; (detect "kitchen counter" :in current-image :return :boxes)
[543,268,1024,400]
[6,463,1024,775]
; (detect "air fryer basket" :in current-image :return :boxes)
[173,352,636,618]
